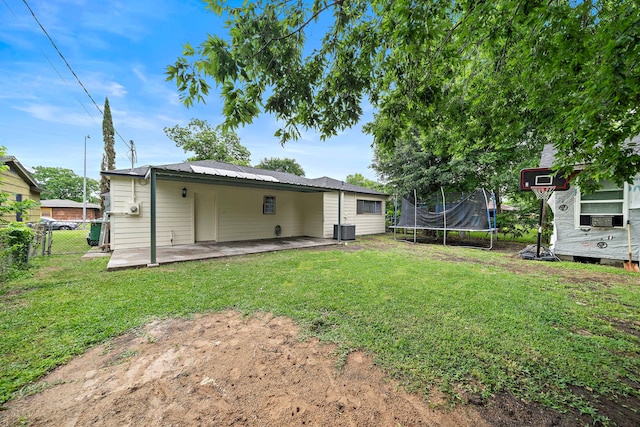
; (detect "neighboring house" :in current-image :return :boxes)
[0,156,42,223]
[541,141,640,264]
[39,199,102,221]
[102,160,388,253]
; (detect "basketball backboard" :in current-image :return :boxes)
[520,168,570,191]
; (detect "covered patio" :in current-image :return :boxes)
[105,237,337,271]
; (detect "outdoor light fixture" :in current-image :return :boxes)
[182,187,187,198]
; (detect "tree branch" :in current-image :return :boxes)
[253,1,343,58]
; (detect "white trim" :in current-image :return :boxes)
[574,181,628,228]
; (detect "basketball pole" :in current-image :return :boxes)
[536,198,544,258]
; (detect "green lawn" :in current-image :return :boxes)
[1,235,638,424]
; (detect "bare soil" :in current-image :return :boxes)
[0,310,592,427]
[2,311,491,427]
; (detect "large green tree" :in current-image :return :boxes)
[255,157,305,176]
[31,166,100,203]
[345,173,383,192]
[164,118,251,165]
[100,97,116,195]
[167,0,640,188]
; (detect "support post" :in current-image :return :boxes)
[149,168,158,266]
[337,189,342,243]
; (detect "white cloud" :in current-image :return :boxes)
[14,103,95,126]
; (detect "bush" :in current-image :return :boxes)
[0,223,34,280]
[497,208,553,243]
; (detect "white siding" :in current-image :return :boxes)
[301,193,324,237]
[352,195,386,235]
[109,177,151,250]
[321,192,387,238]
[110,175,386,249]
[157,182,193,246]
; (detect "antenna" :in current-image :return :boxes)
[127,140,137,170]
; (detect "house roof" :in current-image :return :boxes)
[0,156,43,193]
[40,199,101,209]
[540,134,640,168]
[102,160,387,196]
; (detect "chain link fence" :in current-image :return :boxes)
[29,222,93,257]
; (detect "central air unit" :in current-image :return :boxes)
[127,203,140,215]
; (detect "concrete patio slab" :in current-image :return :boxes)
[106,237,337,271]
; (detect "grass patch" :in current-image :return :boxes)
[1,235,638,424]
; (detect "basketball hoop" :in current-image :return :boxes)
[531,186,555,202]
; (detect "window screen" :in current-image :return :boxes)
[357,199,382,215]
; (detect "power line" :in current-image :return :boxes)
[20,0,136,160]
[21,0,104,117]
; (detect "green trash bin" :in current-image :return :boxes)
[87,221,102,246]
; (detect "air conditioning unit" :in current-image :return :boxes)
[127,203,140,215]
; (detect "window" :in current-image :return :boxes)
[15,194,22,222]
[357,199,382,215]
[577,180,626,227]
[263,195,276,214]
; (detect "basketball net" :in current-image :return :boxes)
[531,186,555,202]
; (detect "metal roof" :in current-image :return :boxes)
[40,199,101,209]
[103,160,387,196]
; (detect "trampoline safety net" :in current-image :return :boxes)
[393,188,497,232]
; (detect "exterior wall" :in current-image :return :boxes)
[109,176,152,250]
[110,177,335,249]
[214,185,317,242]
[110,175,388,250]
[0,165,40,223]
[41,207,101,221]
[322,192,387,238]
[549,178,640,262]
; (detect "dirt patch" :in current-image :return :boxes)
[1,311,489,426]
[1,310,596,427]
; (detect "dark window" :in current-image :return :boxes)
[357,199,382,215]
[15,194,22,222]
[263,195,276,214]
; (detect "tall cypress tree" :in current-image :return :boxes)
[100,97,116,197]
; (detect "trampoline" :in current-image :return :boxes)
[390,188,498,249]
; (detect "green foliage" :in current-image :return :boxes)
[345,173,383,192]
[372,129,483,198]
[31,167,100,203]
[163,118,251,165]
[0,223,34,280]
[255,157,305,176]
[0,193,38,224]
[168,0,640,188]
[100,97,116,195]
[1,236,638,424]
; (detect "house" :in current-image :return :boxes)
[102,160,388,257]
[0,156,42,223]
[540,141,640,264]
[39,199,102,221]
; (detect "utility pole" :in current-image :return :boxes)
[83,134,90,229]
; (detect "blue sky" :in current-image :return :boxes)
[0,0,379,183]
